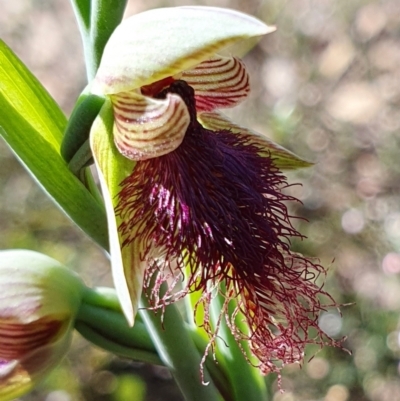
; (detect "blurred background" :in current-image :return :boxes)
[1,0,400,400]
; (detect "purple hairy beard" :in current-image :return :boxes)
[116,80,342,377]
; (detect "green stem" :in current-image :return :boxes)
[89,0,128,80]
[84,167,104,206]
[82,286,123,312]
[68,140,92,177]
[78,288,232,399]
[75,310,228,394]
[69,0,91,82]
[77,302,153,351]
[61,92,105,164]
[211,293,267,401]
[182,267,233,400]
[139,294,221,401]
[76,322,163,365]
[70,0,127,82]
[70,0,91,37]
[189,329,234,401]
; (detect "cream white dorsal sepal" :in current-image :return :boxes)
[93,6,275,95]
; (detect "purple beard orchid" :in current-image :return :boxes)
[90,6,341,379]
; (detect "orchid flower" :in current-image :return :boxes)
[0,250,85,401]
[90,6,340,378]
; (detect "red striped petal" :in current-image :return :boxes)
[181,56,250,111]
[111,90,190,160]
[0,317,63,360]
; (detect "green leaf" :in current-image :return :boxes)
[0,39,108,249]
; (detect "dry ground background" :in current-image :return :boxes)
[1,0,400,400]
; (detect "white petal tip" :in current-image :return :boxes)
[123,308,135,327]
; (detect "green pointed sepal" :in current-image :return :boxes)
[199,112,313,170]
[89,100,144,326]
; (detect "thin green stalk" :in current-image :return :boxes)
[84,167,104,206]
[211,293,268,401]
[78,287,232,399]
[70,0,127,81]
[139,294,221,401]
[70,0,91,36]
[89,0,128,80]
[82,286,123,312]
[68,140,92,177]
[77,307,231,397]
[61,93,105,164]
[189,328,234,401]
[76,322,163,366]
[77,303,153,351]
[69,0,91,81]
[182,266,233,400]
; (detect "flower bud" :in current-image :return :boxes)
[0,250,85,401]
